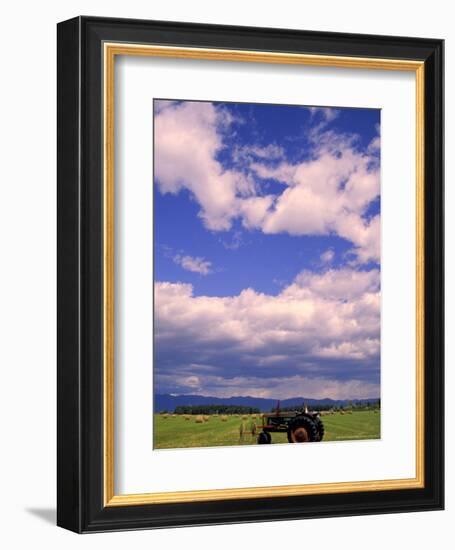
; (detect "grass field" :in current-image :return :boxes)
[154,410,380,449]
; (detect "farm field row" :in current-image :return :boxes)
[153,410,381,449]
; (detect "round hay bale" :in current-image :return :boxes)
[221,415,228,422]
[195,415,204,423]
[203,415,210,422]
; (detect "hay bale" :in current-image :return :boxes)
[340,410,345,415]
[221,415,228,422]
[184,415,191,420]
[242,415,248,420]
[203,415,210,422]
[195,415,204,423]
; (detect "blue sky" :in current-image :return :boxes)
[153,99,380,400]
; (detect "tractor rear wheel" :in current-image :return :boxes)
[313,416,325,442]
[258,431,272,444]
[287,416,318,443]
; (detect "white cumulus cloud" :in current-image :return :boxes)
[155,267,380,399]
[173,254,212,275]
[154,100,254,231]
[154,100,380,264]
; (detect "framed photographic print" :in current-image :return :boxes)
[57,16,444,532]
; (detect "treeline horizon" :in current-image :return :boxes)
[165,400,381,415]
[172,405,261,415]
[271,399,381,412]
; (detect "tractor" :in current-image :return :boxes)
[257,402,324,444]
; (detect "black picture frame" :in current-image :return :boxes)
[57,16,444,533]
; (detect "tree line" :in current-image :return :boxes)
[271,399,381,412]
[173,405,261,415]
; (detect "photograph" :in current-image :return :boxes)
[153,99,381,449]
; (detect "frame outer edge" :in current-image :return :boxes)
[438,40,445,510]
[57,16,83,533]
[427,40,445,510]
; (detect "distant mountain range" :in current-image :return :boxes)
[155,393,380,413]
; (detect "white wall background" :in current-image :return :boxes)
[0,0,451,547]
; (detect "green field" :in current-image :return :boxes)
[154,410,380,449]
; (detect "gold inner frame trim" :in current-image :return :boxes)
[103,42,425,507]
